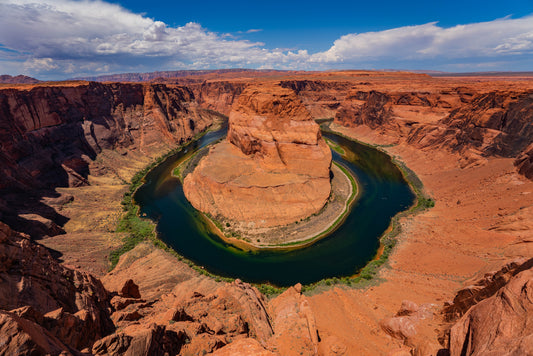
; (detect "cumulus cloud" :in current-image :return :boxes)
[0,0,310,77]
[311,16,533,63]
[0,0,532,78]
[24,57,58,71]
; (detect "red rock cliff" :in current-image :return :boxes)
[0,82,212,190]
[0,82,215,237]
[183,84,332,228]
[332,86,533,178]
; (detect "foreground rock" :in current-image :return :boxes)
[447,258,533,356]
[0,219,321,355]
[184,84,332,228]
[0,221,113,354]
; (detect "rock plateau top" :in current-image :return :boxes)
[183,84,332,229]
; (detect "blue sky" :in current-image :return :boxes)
[1,0,533,79]
[120,0,533,51]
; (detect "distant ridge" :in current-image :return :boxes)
[430,71,533,77]
[0,74,41,84]
[72,68,293,82]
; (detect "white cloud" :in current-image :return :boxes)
[312,16,533,63]
[0,0,532,78]
[0,0,300,75]
[24,57,58,71]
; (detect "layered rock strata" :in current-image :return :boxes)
[446,258,533,355]
[184,85,332,228]
[333,87,533,177]
[0,82,215,237]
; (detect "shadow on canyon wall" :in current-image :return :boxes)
[0,82,214,239]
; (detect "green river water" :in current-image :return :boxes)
[134,123,415,286]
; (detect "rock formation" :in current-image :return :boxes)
[446,258,533,356]
[0,82,216,237]
[0,82,212,191]
[332,86,533,177]
[0,221,114,354]
[189,81,247,116]
[183,84,332,228]
[442,258,533,322]
[280,80,352,119]
[516,143,533,179]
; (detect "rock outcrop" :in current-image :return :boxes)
[442,258,533,322]
[380,300,435,344]
[0,221,114,354]
[98,273,276,355]
[447,259,533,356]
[516,143,533,179]
[184,84,332,228]
[267,283,319,355]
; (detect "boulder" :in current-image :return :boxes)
[120,279,141,299]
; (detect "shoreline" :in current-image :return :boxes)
[127,123,426,289]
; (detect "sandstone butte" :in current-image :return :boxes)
[0,70,533,355]
[183,84,332,228]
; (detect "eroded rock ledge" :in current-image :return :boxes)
[183,84,332,229]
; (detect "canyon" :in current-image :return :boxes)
[0,70,532,355]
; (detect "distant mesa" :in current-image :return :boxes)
[71,69,293,83]
[0,74,41,84]
[183,84,332,229]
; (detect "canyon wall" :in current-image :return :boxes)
[408,91,533,158]
[280,80,353,119]
[331,87,533,177]
[189,81,247,116]
[0,82,215,236]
